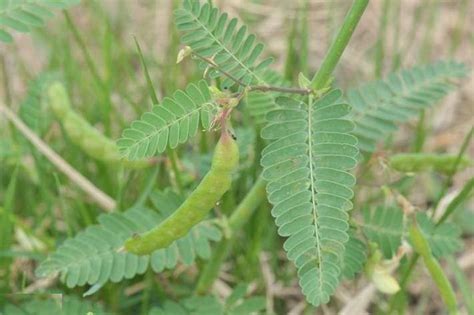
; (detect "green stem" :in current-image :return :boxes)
[389,128,473,312]
[133,36,183,193]
[311,0,369,90]
[168,149,183,193]
[419,0,439,60]
[374,0,389,78]
[390,181,474,312]
[413,111,426,153]
[193,53,311,95]
[390,0,401,71]
[299,0,310,76]
[133,164,161,207]
[195,239,232,294]
[449,0,469,55]
[437,178,474,226]
[447,256,474,314]
[134,36,159,105]
[249,84,311,95]
[63,11,112,133]
[398,254,419,289]
[432,127,473,216]
[283,10,298,82]
[409,221,459,314]
[63,11,106,92]
[228,177,267,230]
[195,176,266,293]
[1,55,12,106]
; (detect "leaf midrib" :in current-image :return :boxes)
[122,102,213,156]
[306,95,324,293]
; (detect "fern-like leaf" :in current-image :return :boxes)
[416,212,462,258]
[0,0,79,43]
[174,0,273,89]
[36,192,221,289]
[348,60,468,152]
[361,206,404,259]
[149,284,265,315]
[2,295,104,315]
[117,80,217,160]
[362,207,461,260]
[341,231,367,280]
[260,91,358,306]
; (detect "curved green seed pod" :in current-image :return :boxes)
[48,81,71,120]
[125,132,239,255]
[389,153,472,174]
[47,82,150,169]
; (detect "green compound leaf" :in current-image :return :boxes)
[362,207,462,260]
[2,295,105,315]
[416,212,462,258]
[117,80,218,160]
[341,231,367,280]
[260,90,358,306]
[361,206,404,259]
[36,190,222,289]
[0,0,80,43]
[149,284,265,315]
[348,60,468,152]
[174,0,273,89]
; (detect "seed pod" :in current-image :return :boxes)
[47,82,151,169]
[389,153,472,174]
[125,132,239,255]
[48,82,71,120]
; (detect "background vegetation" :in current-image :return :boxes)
[0,0,472,314]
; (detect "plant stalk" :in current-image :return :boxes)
[409,220,459,314]
[193,53,311,95]
[389,126,474,312]
[311,0,369,90]
[63,11,113,134]
[195,176,266,293]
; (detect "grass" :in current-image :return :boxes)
[0,1,472,314]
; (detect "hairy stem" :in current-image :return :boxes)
[311,0,369,90]
[249,85,311,95]
[193,53,311,95]
[195,176,266,293]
